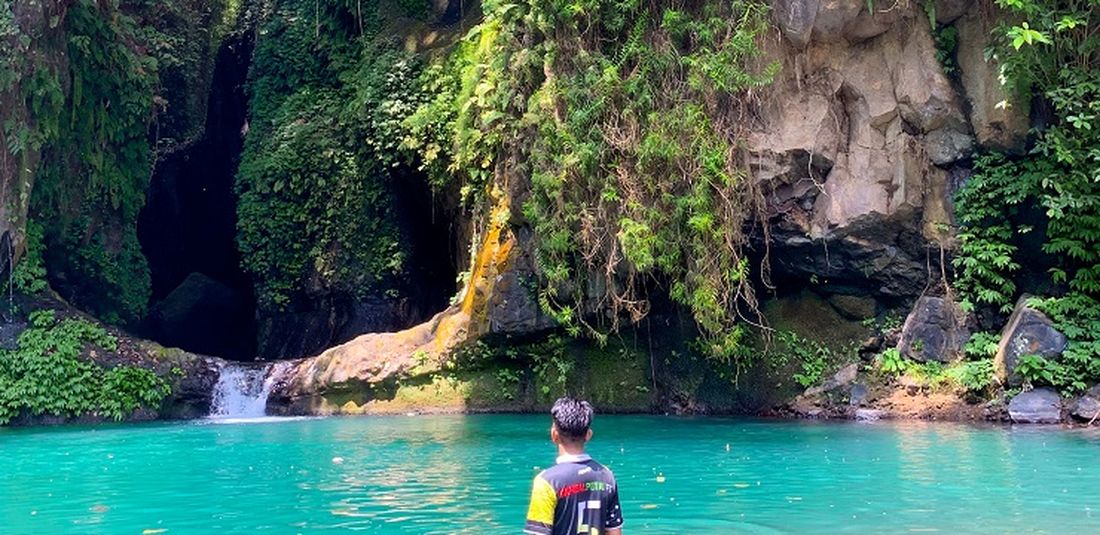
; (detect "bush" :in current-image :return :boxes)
[0,310,170,424]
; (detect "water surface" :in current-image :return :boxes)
[2,415,1098,533]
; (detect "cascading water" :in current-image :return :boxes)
[209,363,274,418]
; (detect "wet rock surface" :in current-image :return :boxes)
[1069,385,1100,422]
[995,297,1068,386]
[1008,388,1063,424]
[898,296,970,363]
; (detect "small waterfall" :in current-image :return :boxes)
[209,363,274,418]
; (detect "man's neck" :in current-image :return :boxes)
[557,443,587,458]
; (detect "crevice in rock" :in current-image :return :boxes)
[136,30,257,360]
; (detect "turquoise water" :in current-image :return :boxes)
[2,416,1100,533]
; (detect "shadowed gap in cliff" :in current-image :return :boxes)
[136,30,257,360]
[251,165,462,361]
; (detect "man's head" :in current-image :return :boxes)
[550,397,594,447]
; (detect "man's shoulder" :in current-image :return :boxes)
[586,459,617,482]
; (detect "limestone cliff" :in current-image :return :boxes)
[1,0,1037,418]
[264,0,1031,413]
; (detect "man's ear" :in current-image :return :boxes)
[550,425,559,444]
[585,429,593,442]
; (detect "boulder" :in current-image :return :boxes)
[1068,385,1100,422]
[897,296,970,362]
[804,362,860,397]
[146,272,251,358]
[994,297,1067,386]
[828,294,877,320]
[775,0,820,48]
[1008,388,1062,424]
[849,382,869,406]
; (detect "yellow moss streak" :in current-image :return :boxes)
[273,194,519,412]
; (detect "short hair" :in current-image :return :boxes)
[551,397,593,441]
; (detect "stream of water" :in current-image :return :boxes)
[2,415,1099,533]
[208,363,274,420]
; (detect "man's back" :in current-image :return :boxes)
[525,453,623,535]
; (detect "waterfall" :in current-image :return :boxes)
[209,363,274,418]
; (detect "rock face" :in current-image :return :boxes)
[954,5,1030,152]
[255,297,423,360]
[1008,388,1063,424]
[266,199,553,414]
[756,3,973,298]
[898,296,970,362]
[1069,385,1100,422]
[995,297,1068,386]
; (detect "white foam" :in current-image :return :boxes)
[208,364,274,418]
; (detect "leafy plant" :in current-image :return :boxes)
[951,0,1100,395]
[11,220,48,295]
[772,331,839,388]
[0,310,171,424]
[878,348,908,375]
[944,359,995,393]
[532,335,574,397]
[236,0,419,311]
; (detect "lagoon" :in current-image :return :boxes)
[2,415,1098,533]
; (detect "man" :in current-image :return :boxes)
[525,397,624,535]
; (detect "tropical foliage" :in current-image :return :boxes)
[952,0,1100,392]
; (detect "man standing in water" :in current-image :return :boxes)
[525,397,624,535]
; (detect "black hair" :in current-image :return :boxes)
[551,397,593,441]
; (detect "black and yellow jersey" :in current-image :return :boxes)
[524,453,623,535]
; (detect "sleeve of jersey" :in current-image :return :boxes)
[524,475,557,535]
[604,482,624,529]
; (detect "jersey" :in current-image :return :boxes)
[524,453,623,535]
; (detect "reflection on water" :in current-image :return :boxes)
[1,416,1099,533]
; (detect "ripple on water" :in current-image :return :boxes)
[0,416,1098,533]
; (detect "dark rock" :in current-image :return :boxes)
[0,320,27,350]
[849,383,869,406]
[487,228,556,335]
[995,296,1067,386]
[923,127,975,165]
[854,408,885,421]
[934,0,973,23]
[828,294,877,320]
[774,0,819,48]
[256,296,420,360]
[1008,388,1062,424]
[804,363,860,397]
[859,335,884,361]
[1069,385,1100,422]
[161,353,223,419]
[898,296,970,363]
[146,273,252,358]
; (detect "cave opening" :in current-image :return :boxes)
[137,31,257,360]
[137,30,461,362]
